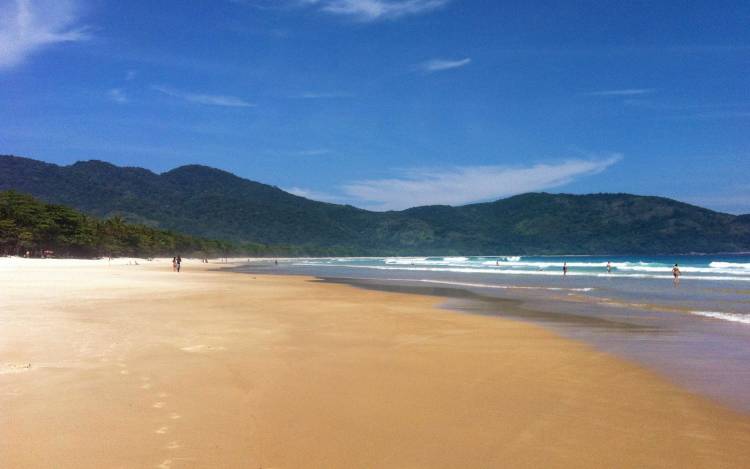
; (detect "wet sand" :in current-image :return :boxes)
[2,258,750,468]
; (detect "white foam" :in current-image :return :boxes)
[384,257,431,265]
[293,257,750,282]
[691,311,750,325]
[709,262,750,270]
[295,262,750,282]
[617,264,750,275]
[384,278,594,292]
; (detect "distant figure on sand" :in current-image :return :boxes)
[172,257,177,272]
[606,261,612,274]
[176,255,182,273]
[563,262,568,276]
[672,263,681,285]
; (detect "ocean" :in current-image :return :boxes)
[235,253,750,412]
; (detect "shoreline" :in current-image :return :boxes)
[3,258,750,467]
[236,260,750,413]
[315,275,750,413]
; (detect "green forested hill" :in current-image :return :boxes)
[0,191,287,257]
[2,155,749,255]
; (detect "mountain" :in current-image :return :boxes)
[0,190,277,258]
[2,154,749,255]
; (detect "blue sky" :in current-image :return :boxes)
[1,0,748,212]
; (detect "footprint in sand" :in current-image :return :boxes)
[120,369,130,375]
[180,344,205,352]
[169,412,181,420]
[165,441,180,450]
[180,344,227,353]
[1,363,32,374]
[156,459,172,469]
[153,402,165,409]
[155,426,169,434]
[141,382,152,390]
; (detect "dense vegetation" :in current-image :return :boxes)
[2,155,749,255]
[0,191,293,258]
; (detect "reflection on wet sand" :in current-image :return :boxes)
[318,277,659,332]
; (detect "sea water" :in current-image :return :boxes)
[289,254,750,318]
[236,254,750,412]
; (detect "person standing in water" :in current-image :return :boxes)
[672,263,681,285]
[563,262,568,276]
[606,261,612,274]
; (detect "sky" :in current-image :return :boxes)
[0,0,748,212]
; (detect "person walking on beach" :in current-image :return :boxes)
[176,255,182,273]
[563,262,568,277]
[672,263,681,286]
[172,257,177,272]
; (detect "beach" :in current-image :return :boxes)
[2,258,750,468]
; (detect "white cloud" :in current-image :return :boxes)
[285,186,345,203]
[585,88,655,96]
[342,156,623,210]
[0,0,90,70]
[108,88,127,103]
[419,57,471,73]
[303,0,450,21]
[152,85,255,107]
[232,0,449,21]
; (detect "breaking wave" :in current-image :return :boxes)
[295,256,750,282]
[691,311,750,325]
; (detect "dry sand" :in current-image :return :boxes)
[2,258,750,468]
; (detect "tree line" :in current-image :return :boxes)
[0,190,297,258]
